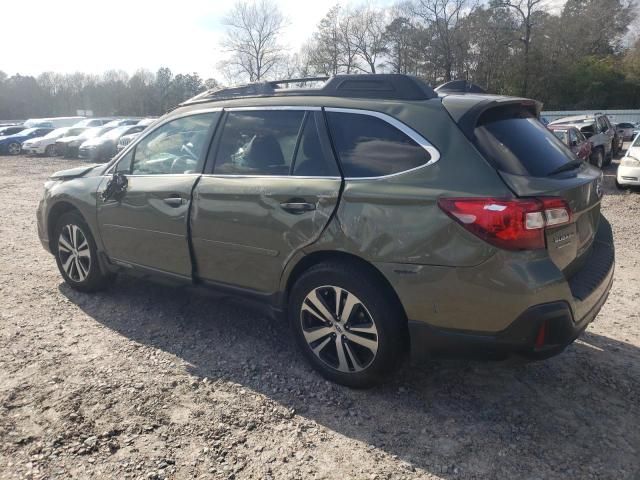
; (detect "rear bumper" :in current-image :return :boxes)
[407,218,615,362]
[409,268,612,361]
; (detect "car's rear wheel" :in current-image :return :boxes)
[288,262,406,388]
[591,148,604,169]
[7,142,21,155]
[45,145,56,156]
[54,212,113,292]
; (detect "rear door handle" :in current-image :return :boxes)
[163,196,184,207]
[280,201,316,214]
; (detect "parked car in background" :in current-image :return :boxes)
[55,125,116,158]
[23,117,85,128]
[617,133,640,189]
[0,127,54,155]
[615,122,635,141]
[548,125,592,162]
[103,119,140,128]
[21,127,88,156]
[72,118,115,128]
[116,132,142,152]
[37,74,614,387]
[550,113,618,167]
[79,124,146,161]
[115,118,157,152]
[0,125,26,138]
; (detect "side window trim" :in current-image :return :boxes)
[204,106,341,179]
[323,107,441,180]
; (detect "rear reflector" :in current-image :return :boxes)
[438,197,571,250]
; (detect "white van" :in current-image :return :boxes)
[23,116,86,128]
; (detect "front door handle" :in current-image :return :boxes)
[280,201,316,214]
[163,196,184,207]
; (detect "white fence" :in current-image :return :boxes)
[542,110,640,124]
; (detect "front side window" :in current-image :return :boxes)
[292,113,340,177]
[326,111,431,178]
[214,110,304,175]
[129,113,218,175]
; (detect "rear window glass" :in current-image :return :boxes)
[474,107,576,177]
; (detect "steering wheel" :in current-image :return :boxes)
[170,155,195,174]
[180,143,198,160]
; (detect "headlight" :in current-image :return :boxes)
[621,156,640,167]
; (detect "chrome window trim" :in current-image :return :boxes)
[200,174,342,180]
[324,107,441,180]
[105,108,223,175]
[224,106,321,112]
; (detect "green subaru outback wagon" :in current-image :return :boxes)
[37,75,614,387]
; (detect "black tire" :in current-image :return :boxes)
[53,211,113,292]
[288,262,406,388]
[45,144,56,156]
[605,142,614,165]
[591,148,604,169]
[7,142,21,155]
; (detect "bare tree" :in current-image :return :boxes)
[349,6,388,73]
[410,0,471,82]
[221,0,286,83]
[493,0,545,96]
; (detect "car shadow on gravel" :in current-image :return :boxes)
[58,278,640,478]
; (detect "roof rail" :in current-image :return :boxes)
[182,74,439,105]
[435,80,487,94]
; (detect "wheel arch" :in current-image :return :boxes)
[283,250,409,336]
[47,201,84,252]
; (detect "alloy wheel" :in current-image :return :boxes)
[58,224,91,282]
[8,143,21,155]
[300,285,378,373]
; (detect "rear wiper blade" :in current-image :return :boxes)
[547,159,583,176]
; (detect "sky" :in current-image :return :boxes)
[1,0,393,81]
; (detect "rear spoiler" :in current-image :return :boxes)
[441,95,542,139]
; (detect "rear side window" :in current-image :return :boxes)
[326,111,431,178]
[214,110,304,176]
[474,107,576,177]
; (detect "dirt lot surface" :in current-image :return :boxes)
[0,154,638,480]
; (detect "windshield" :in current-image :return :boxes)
[80,126,113,139]
[103,126,131,140]
[44,128,69,139]
[15,128,38,136]
[474,107,576,177]
[66,127,86,136]
[632,135,640,147]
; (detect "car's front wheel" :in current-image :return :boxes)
[54,212,113,292]
[289,262,406,388]
[7,142,21,155]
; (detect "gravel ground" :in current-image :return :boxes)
[0,154,638,480]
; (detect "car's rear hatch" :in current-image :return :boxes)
[443,97,603,278]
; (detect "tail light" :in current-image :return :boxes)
[437,197,572,250]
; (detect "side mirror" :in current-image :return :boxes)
[101,172,128,201]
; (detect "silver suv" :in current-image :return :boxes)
[549,114,618,168]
